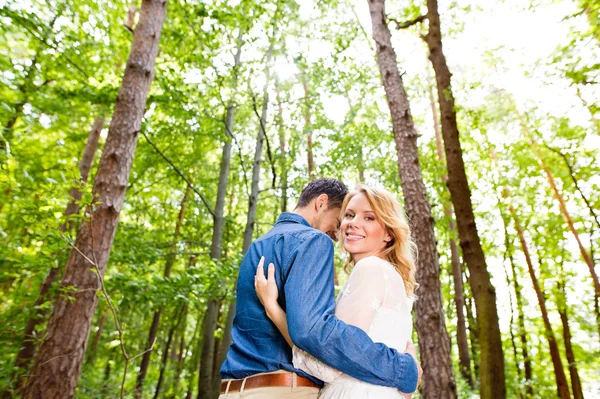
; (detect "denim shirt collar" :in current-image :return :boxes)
[276,212,312,228]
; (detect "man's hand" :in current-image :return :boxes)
[402,341,422,398]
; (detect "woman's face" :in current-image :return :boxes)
[340,193,390,263]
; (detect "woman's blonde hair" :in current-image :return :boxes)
[341,184,418,297]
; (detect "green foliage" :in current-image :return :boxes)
[0,0,599,397]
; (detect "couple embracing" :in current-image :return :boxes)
[220,178,422,398]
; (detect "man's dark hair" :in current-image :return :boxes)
[296,178,348,209]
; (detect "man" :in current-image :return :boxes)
[220,178,419,398]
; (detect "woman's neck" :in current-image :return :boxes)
[351,251,383,265]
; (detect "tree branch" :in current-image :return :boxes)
[250,90,277,189]
[388,15,427,30]
[139,130,216,219]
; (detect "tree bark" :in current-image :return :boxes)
[463,278,480,382]
[557,263,584,399]
[276,79,288,213]
[208,41,274,399]
[22,1,167,397]
[429,83,472,388]
[501,262,523,399]
[302,76,315,181]
[10,116,104,396]
[507,202,570,398]
[501,220,533,398]
[153,305,185,399]
[516,113,600,300]
[86,308,108,365]
[135,184,191,398]
[196,34,245,399]
[423,0,506,396]
[367,1,456,397]
[489,145,534,398]
[197,299,219,399]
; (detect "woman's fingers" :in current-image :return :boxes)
[256,256,265,281]
[267,263,275,281]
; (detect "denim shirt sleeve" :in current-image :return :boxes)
[284,233,418,393]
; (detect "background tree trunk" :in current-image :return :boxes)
[302,76,315,181]
[367,1,456,396]
[135,184,190,398]
[556,260,584,399]
[424,0,506,396]
[430,83,473,388]
[517,112,599,302]
[10,116,104,394]
[508,205,570,399]
[276,79,288,213]
[22,1,167,396]
[198,34,245,399]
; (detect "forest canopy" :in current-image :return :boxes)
[0,0,598,398]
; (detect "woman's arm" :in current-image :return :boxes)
[254,257,293,347]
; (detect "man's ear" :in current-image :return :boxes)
[315,194,329,211]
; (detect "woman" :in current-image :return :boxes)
[254,184,418,398]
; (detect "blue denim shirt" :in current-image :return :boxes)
[220,212,418,393]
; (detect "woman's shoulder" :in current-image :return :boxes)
[352,256,396,275]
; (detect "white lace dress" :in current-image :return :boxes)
[293,256,413,398]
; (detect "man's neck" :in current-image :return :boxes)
[293,207,315,228]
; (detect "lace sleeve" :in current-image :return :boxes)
[291,256,392,382]
[292,345,342,382]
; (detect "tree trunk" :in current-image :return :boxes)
[517,113,600,300]
[136,184,191,398]
[508,206,570,398]
[429,83,473,388]
[367,1,456,397]
[544,144,600,339]
[208,42,274,398]
[197,300,219,399]
[489,146,534,398]
[557,263,584,399]
[302,76,315,181]
[186,315,204,399]
[423,0,506,396]
[153,305,185,399]
[22,1,167,396]
[276,79,288,213]
[501,220,533,398]
[10,114,105,392]
[502,264,523,399]
[196,34,245,399]
[170,302,189,397]
[86,308,108,365]
[463,279,479,382]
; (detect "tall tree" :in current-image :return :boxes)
[556,261,584,399]
[302,70,315,181]
[367,0,456,397]
[22,0,167,396]
[501,217,534,398]
[194,31,245,399]
[135,184,191,398]
[275,79,289,213]
[9,115,104,395]
[516,111,599,303]
[406,0,507,395]
[491,145,570,399]
[429,83,473,387]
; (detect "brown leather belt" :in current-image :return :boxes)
[220,372,319,394]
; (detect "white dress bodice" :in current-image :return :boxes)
[292,256,413,398]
